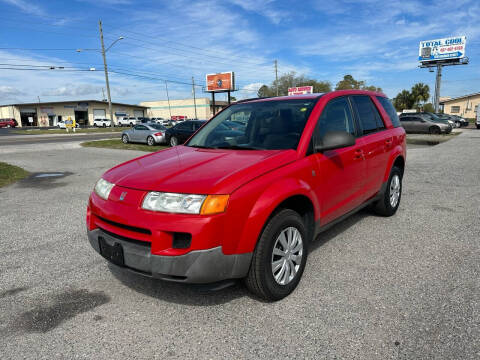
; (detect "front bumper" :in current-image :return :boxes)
[88,228,252,283]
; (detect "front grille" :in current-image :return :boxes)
[98,227,151,248]
[97,215,151,235]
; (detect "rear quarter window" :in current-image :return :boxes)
[376,96,401,128]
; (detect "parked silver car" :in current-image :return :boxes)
[121,123,167,146]
[399,113,452,134]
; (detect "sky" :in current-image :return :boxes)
[0,0,479,105]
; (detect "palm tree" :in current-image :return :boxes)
[411,83,430,109]
[394,90,414,111]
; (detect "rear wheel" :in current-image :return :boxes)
[170,136,178,147]
[147,136,155,146]
[245,209,308,301]
[429,126,441,134]
[103,123,106,128]
[130,122,133,127]
[122,135,129,144]
[372,166,402,217]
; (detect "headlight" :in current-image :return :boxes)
[94,178,114,200]
[142,192,229,215]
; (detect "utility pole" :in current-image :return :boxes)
[102,88,106,102]
[192,76,197,119]
[165,81,172,119]
[274,60,279,96]
[99,20,114,125]
[434,63,442,113]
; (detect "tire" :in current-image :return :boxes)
[244,209,308,301]
[170,136,178,147]
[130,122,133,127]
[372,166,402,217]
[103,123,106,128]
[455,121,460,128]
[122,135,129,144]
[429,126,440,134]
[94,123,97,127]
[147,136,155,146]
[477,125,480,129]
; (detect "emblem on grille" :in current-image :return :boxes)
[119,192,127,201]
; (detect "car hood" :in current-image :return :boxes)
[103,146,296,194]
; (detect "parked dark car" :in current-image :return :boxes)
[436,114,468,127]
[399,113,452,134]
[0,118,17,128]
[165,120,206,146]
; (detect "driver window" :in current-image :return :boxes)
[314,97,355,140]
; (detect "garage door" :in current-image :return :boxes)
[134,110,144,118]
[93,109,106,119]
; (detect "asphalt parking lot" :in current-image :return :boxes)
[0,130,479,359]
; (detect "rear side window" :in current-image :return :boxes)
[315,97,355,139]
[376,96,401,127]
[351,96,378,135]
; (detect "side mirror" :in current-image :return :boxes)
[315,131,356,152]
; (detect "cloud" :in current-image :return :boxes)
[42,84,103,97]
[1,0,46,17]
[0,85,23,97]
[228,0,287,24]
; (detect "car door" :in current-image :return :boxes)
[310,96,367,226]
[135,125,149,143]
[176,122,193,143]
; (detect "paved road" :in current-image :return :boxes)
[0,130,478,359]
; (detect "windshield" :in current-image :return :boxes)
[187,99,317,150]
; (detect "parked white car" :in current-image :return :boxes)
[93,118,112,127]
[118,117,140,127]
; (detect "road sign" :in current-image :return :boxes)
[288,86,313,96]
[419,36,466,63]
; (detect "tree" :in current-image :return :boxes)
[423,103,434,113]
[393,90,414,111]
[411,83,430,108]
[335,74,382,92]
[392,83,431,111]
[256,72,332,97]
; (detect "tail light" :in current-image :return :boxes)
[154,132,164,136]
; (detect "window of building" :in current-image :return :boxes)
[451,106,460,113]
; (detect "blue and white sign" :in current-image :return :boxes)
[419,36,466,62]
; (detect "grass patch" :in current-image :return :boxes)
[81,139,168,152]
[406,132,460,146]
[13,127,125,135]
[0,162,29,187]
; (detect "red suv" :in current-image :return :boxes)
[0,118,17,128]
[87,90,406,300]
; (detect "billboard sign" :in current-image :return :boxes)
[206,72,234,92]
[288,86,313,96]
[419,36,466,63]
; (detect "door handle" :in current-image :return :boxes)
[385,138,393,148]
[354,149,364,160]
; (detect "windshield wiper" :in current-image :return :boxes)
[188,145,217,149]
[214,145,259,150]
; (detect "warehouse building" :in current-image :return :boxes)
[0,100,147,127]
[440,92,480,119]
[141,98,228,120]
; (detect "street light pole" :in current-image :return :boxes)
[99,20,114,125]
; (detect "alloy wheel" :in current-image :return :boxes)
[389,174,401,207]
[271,227,303,285]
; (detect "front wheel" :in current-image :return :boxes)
[170,136,178,147]
[372,166,402,216]
[245,209,308,301]
[122,135,129,144]
[147,136,155,146]
[429,126,441,134]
